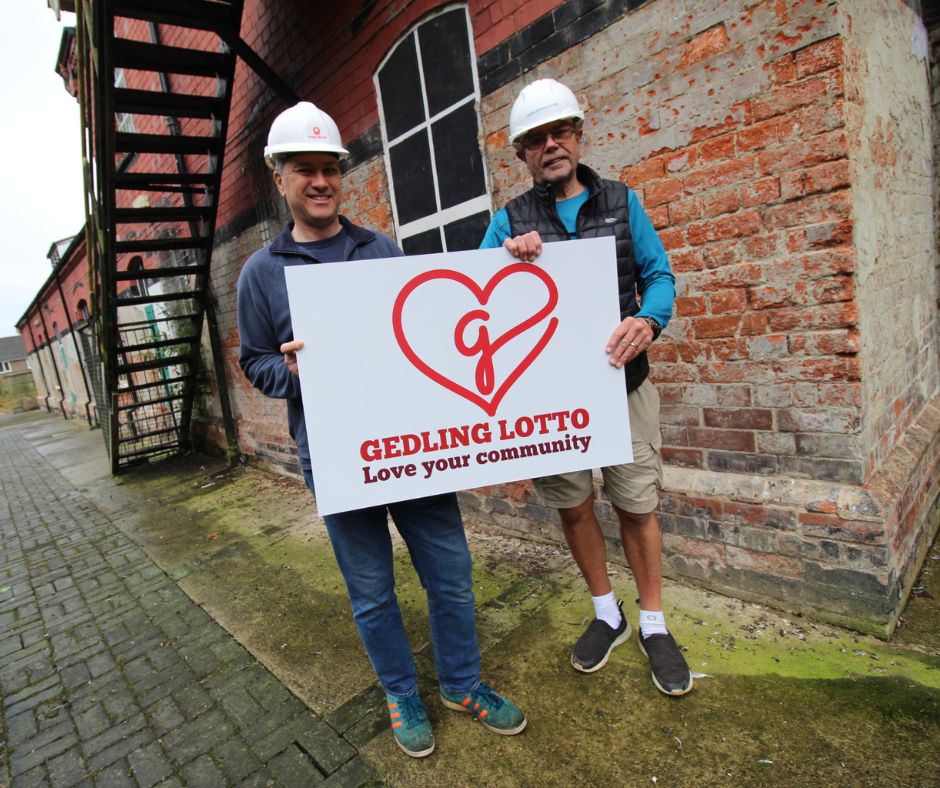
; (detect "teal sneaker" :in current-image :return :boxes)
[439,682,527,735]
[386,692,435,757]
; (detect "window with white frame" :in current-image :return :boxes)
[375,5,491,253]
[1,361,11,373]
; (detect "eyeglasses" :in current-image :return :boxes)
[519,125,578,152]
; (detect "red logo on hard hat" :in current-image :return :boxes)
[308,125,327,139]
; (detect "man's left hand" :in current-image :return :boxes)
[605,317,653,368]
[280,339,304,376]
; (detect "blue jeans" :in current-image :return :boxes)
[303,470,480,697]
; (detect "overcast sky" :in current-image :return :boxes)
[0,4,84,337]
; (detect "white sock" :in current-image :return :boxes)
[591,592,622,628]
[639,609,668,637]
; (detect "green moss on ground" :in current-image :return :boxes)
[102,452,940,787]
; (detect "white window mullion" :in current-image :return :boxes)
[411,30,446,250]
[398,194,492,240]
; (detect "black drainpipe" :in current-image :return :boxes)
[53,268,96,427]
[36,305,68,419]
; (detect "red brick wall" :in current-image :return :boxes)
[19,242,91,352]
[17,239,95,419]
[481,2,862,485]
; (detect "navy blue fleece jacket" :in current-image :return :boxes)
[236,217,403,471]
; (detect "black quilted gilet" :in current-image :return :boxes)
[505,164,649,392]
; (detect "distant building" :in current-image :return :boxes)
[0,334,38,413]
[0,335,29,376]
[16,232,98,424]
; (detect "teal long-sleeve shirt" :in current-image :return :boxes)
[479,187,675,328]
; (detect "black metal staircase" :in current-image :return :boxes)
[76,0,244,472]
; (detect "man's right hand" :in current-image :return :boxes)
[279,339,304,376]
[503,231,542,261]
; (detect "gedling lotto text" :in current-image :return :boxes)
[359,408,593,484]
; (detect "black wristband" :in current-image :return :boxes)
[641,316,662,341]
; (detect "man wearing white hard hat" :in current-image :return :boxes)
[237,102,526,758]
[480,79,692,696]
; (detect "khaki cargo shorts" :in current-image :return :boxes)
[532,378,663,514]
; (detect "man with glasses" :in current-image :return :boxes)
[480,79,692,696]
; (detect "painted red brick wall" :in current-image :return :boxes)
[17,238,96,420]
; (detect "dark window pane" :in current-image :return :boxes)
[432,103,486,210]
[378,35,424,139]
[402,228,443,255]
[389,131,437,225]
[444,211,491,252]
[419,9,474,116]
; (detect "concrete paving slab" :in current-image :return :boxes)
[2,411,938,787]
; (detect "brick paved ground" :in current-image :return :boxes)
[0,421,379,787]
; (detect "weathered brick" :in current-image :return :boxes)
[756,431,797,454]
[698,133,736,164]
[717,385,752,406]
[710,288,748,314]
[701,188,740,217]
[708,449,779,474]
[777,407,859,434]
[703,408,773,430]
[685,427,756,452]
[768,52,796,85]
[774,356,861,383]
[674,296,707,317]
[621,156,664,185]
[779,159,850,199]
[736,117,792,152]
[751,74,840,122]
[701,238,740,268]
[669,249,704,276]
[795,36,843,78]
[757,131,847,174]
[679,23,730,68]
[789,329,860,356]
[668,196,704,225]
[660,405,702,426]
[683,157,758,194]
[724,544,802,578]
[764,302,857,332]
[643,177,683,206]
[739,176,781,207]
[687,211,762,244]
[747,334,789,361]
[763,190,850,229]
[799,513,887,545]
[693,315,741,339]
[660,447,704,468]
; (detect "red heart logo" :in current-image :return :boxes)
[392,264,559,417]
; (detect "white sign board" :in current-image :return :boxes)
[285,236,632,515]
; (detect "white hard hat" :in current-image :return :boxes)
[509,79,584,146]
[264,101,349,169]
